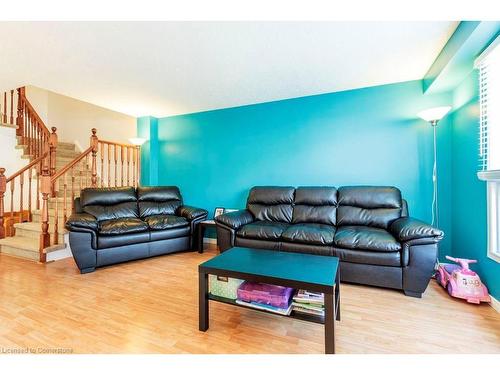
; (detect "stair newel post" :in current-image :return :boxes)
[16,88,24,138]
[0,168,6,239]
[39,163,51,263]
[90,128,98,187]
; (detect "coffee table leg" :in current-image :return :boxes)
[199,271,209,331]
[198,225,204,254]
[324,290,335,354]
[335,267,341,321]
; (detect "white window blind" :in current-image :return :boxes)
[476,35,500,263]
[476,36,500,172]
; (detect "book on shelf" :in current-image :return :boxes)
[293,290,324,305]
[292,297,324,306]
[235,299,293,316]
[296,289,323,299]
[291,302,325,312]
[292,306,325,317]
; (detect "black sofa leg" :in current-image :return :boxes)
[80,267,96,274]
[403,290,422,298]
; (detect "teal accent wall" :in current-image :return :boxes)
[424,21,500,94]
[138,80,452,253]
[137,116,159,186]
[431,22,500,300]
[448,69,500,300]
[423,21,480,93]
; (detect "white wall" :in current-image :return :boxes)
[25,86,136,150]
[0,126,30,212]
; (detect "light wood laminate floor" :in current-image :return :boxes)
[0,248,499,354]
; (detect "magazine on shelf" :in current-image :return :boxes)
[236,299,293,316]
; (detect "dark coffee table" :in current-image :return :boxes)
[198,247,340,354]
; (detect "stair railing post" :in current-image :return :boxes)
[49,127,58,176]
[16,88,24,138]
[49,127,58,197]
[0,168,6,239]
[39,162,50,263]
[90,128,98,187]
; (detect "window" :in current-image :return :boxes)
[476,35,500,263]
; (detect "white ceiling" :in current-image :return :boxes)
[0,21,458,117]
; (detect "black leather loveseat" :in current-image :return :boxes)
[215,186,443,297]
[66,186,208,273]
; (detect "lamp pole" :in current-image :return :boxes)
[417,106,451,229]
[431,119,439,228]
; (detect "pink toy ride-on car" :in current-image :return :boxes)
[436,256,491,304]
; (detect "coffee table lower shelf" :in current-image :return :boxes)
[208,293,326,324]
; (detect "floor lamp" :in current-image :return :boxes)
[417,106,451,228]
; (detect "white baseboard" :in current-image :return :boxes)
[490,295,500,313]
[47,247,72,262]
[203,238,217,244]
[47,233,73,262]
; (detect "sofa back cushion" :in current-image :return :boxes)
[137,186,183,218]
[80,187,138,221]
[292,187,337,225]
[337,186,402,229]
[246,186,295,223]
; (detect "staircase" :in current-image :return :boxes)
[0,139,85,260]
[0,87,140,263]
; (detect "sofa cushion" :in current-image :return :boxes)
[137,186,183,217]
[99,218,149,235]
[337,186,402,229]
[80,186,139,221]
[282,223,336,245]
[150,227,191,241]
[81,187,137,207]
[334,225,401,252]
[292,186,337,225]
[98,232,150,249]
[83,202,139,221]
[247,186,294,223]
[237,220,289,240]
[332,247,401,267]
[144,215,188,231]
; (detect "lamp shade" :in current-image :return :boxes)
[128,137,147,146]
[417,106,452,123]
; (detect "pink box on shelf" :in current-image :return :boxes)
[236,282,294,308]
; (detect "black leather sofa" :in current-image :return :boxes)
[66,186,208,273]
[215,186,444,297]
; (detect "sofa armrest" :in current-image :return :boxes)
[390,217,443,242]
[65,213,98,232]
[215,209,254,230]
[178,205,208,221]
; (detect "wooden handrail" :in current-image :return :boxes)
[50,146,93,182]
[6,152,48,184]
[97,139,137,148]
[20,93,50,137]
